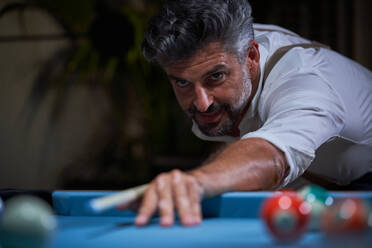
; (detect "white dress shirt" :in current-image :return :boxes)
[192,24,372,187]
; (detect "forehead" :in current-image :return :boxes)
[164,42,239,77]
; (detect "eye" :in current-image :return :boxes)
[210,72,223,81]
[206,72,225,85]
[175,79,190,88]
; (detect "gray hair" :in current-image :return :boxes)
[141,0,255,66]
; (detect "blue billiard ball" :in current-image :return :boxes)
[0,195,57,248]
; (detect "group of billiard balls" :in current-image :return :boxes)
[260,185,372,242]
[0,195,57,248]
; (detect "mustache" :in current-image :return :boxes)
[188,104,230,115]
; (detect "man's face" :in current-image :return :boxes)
[164,42,252,137]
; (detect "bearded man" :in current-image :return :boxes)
[129,0,372,226]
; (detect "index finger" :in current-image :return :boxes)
[135,186,158,226]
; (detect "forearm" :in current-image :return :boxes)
[190,138,288,197]
[132,137,289,227]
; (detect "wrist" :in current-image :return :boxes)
[188,169,211,198]
[188,167,225,198]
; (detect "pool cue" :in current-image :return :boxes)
[89,184,148,213]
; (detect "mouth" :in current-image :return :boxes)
[195,108,224,125]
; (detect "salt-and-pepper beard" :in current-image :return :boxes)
[190,67,252,137]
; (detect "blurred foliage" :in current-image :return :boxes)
[0,0,212,188]
[0,0,357,188]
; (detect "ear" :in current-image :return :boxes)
[245,40,260,81]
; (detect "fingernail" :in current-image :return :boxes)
[191,216,199,225]
[161,216,172,226]
[185,215,194,225]
[135,215,146,225]
[194,216,201,225]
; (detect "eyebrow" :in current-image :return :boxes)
[168,64,229,82]
[202,64,229,78]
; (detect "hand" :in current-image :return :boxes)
[134,169,204,227]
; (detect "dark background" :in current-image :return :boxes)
[0,0,371,190]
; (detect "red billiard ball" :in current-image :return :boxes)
[261,191,311,242]
[320,197,371,234]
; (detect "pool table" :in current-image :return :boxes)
[46,191,372,248]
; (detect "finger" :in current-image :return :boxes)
[172,170,193,226]
[135,186,158,226]
[156,174,174,226]
[187,178,202,225]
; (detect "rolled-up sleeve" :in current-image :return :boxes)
[242,74,345,187]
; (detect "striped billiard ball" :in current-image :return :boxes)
[261,191,311,242]
[321,197,370,234]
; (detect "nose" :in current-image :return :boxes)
[193,84,213,112]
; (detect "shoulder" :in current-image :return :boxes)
[257,69,345,128]
[253,23,310,52]
[253,23,300,37]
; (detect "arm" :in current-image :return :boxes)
[191,137,288,196]
[133,137,288,227]
[132,74,344,227]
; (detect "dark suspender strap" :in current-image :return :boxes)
[263,42,330,84]
[260,38,335,188]
[255,26,330,83]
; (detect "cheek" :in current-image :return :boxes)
[227,73,248,102]
[213,80,243,104]
[213,88,233,103]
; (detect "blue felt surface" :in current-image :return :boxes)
[53,216,372,248]
[48,191,372,248]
